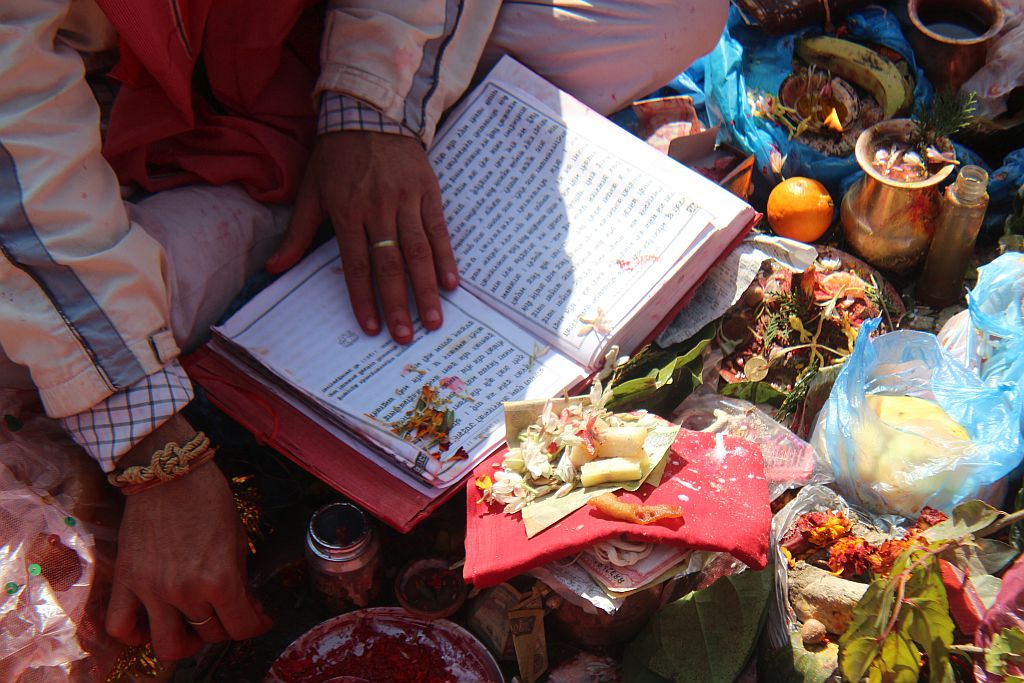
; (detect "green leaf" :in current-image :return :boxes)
[841,635,884,682]
[973,574,1003,611]
[719,380,787,406]
[606,327,713,417]
[627,567,773,683]
[875,630,921,683]
[902,559,954,683]
[1010,483,1024,551]
[985,626,1024,677]
[975,538,1021,575]
[923,500,1001,542]
[842,550,955,683]
[839,577,888,683]
[635,618,676,680]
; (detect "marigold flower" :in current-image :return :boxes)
[827,536,877,577]
[797,510,853,548]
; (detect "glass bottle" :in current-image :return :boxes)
[305,502,381,612]
[917,165,989,308]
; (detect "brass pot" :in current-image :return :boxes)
[906,0,1004,94]
[840,119,955,274]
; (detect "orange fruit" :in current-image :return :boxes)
[766,177,834,243]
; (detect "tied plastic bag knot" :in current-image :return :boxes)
[812,318,1023,518]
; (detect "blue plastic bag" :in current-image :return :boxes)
[967,252,1024,387]
[704,6,935,199]
[812,318,1023,517]
[984,149,1024,238]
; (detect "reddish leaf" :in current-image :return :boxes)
[939,559,985,637]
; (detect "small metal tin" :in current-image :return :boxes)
[305,502,381,612]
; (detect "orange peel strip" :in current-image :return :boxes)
[587,492,684,525]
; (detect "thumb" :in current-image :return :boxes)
[266,171,324,274]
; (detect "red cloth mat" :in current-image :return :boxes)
[464,428,772,588]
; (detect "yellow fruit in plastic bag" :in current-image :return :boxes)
[849,395,971,516]
[866,395,970,442]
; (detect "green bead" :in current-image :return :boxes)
[4,582,18,595]
[64,516,76,527]
[28,564,41,577]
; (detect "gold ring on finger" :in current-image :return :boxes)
[371,239,400,249]
[185,614,215,627]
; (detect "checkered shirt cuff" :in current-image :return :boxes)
[63,360,194,472]
[318,92,419,139]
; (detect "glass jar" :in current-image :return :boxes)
[305,502,381,612]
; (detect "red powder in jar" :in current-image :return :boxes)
[274,619,458,683]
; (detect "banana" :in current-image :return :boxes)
[795,36,911,120]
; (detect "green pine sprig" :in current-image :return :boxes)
[912,90,978,150]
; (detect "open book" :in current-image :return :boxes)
[208,57,757,504]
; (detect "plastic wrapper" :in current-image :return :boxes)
[960,0,1024,121]
[673,390,830,500]
[812,319,1024,518]
[0,393,127,682]
[731,0,871,35]
[767,485,850,650]
[983,149,1024,238]
[766,485,905,650]
[940,253,1024,387]
[0,458,95,680]
[937,309,981,373]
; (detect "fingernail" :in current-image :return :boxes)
[395,324,412,339]
[423,309,441,326]
[364,317,380,334]
[443,272,458,289]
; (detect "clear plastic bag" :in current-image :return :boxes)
[673,390,831,500]
[0,458,95,680]
[0,392,127,682]
[811,318,1023,518]
[766,485,905,650]
[766,485,851,649]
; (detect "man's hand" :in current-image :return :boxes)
[105,416,270,661]
[266,131,459,344]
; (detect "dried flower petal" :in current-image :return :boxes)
[796,510,853,548]
[827,536,877,577]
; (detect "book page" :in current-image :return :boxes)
[430,57,755,367]
[214,242,583,488]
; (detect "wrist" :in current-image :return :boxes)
[115,413,196,469]
[110,416,218,496]
[127,456,221,499]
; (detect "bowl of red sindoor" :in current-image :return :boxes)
[265,607,503,683]
[394,558,469,620]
